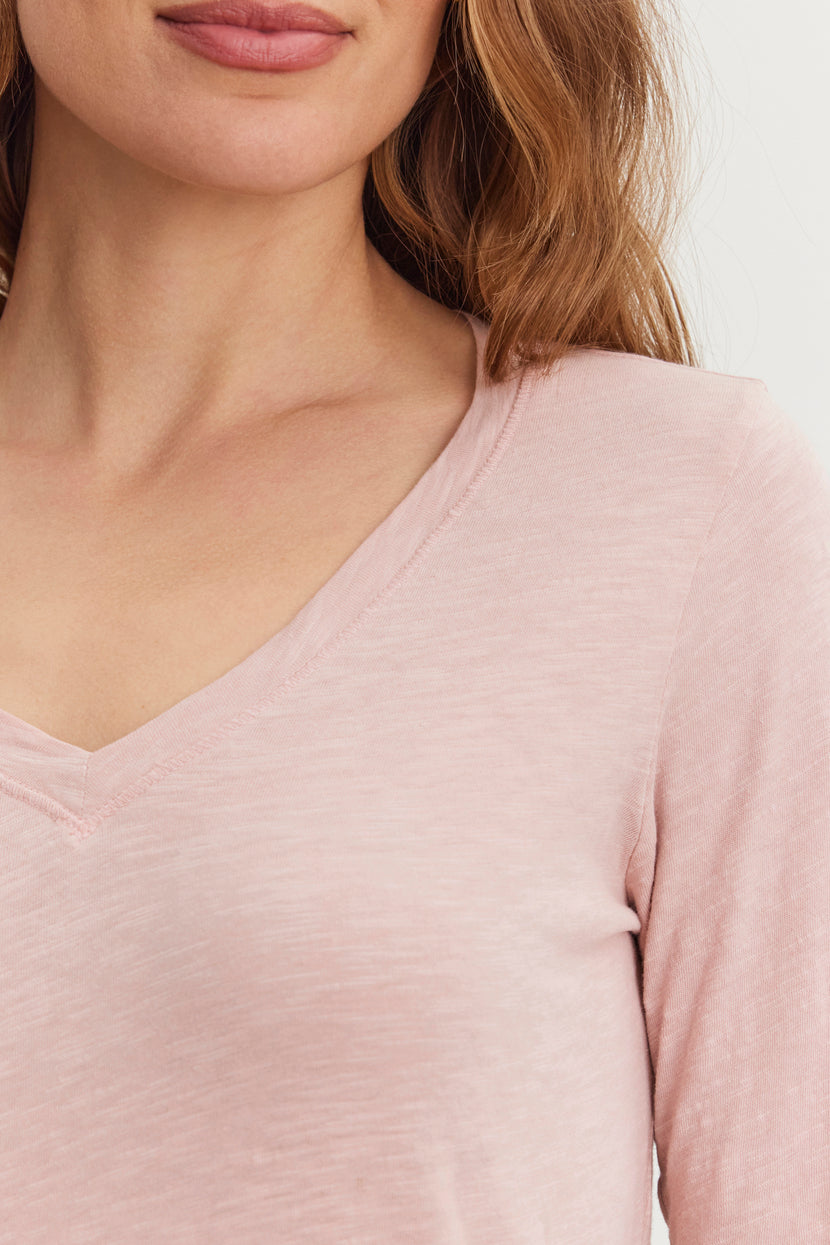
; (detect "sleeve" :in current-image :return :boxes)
[625,383,830,1243]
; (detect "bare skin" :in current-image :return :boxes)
[0,278,477,754]
[0,0,475,752]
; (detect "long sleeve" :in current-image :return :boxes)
[0,321,824,1242]
[625,385,830,1242]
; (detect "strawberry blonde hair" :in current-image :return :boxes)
[0,0,702,384]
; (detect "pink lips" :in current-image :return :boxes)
[156,1,353,71]
[156,2,352,35]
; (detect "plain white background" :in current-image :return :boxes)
[671,0,828,455]
[650,1,828,1238]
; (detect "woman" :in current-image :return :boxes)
[0,0,826,1240]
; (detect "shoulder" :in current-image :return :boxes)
[514,346,793,503]
[499,346,829,592]
[523,345,769,435]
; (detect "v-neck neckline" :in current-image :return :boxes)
[0,311,530,829]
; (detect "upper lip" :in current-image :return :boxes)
[156,2,352,33]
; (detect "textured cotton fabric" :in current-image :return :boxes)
[0,311,828,1244]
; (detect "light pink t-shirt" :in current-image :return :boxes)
[0,311,828,1244]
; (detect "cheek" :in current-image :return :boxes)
[355,16,447,128]
[340,48,436,146]
[18,1,146,138]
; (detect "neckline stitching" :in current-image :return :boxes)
[63,355,534,839]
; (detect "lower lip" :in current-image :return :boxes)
[158,19,350,72]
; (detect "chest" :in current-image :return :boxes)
[0,394,469,753]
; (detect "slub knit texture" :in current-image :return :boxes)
[0,311,827,1243]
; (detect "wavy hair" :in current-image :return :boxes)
[0,0,703,384]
